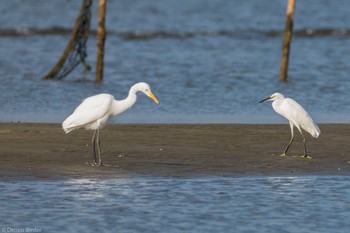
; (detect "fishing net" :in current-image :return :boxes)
[43,0,92,80]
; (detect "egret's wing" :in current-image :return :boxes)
[280,98,320,138]
[63,94,113,130]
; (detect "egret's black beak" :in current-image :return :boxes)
[259,97,271,103]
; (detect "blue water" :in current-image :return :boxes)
[0,0,350,123]
[1,2,350,232]
[1,176,349,233]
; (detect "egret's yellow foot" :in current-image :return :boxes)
[302,155,312,159]
[279,153,286,157]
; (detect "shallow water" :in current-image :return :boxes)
[0,0,350,123]
[1,2,349,232]
[0,175,349,233]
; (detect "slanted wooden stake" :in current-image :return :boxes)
[279,0,296,82]
[43,0,92,80]
[96,0,107,82]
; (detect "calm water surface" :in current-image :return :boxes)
[1,2,349,232]
[0,0,350,123]
[0,176,349,233]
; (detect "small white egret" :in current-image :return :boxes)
[62,82,159,166]
[259,93,320,158]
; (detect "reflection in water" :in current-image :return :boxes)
[0,176,349,233]
[63,179,105,201]
[266,176,316,194]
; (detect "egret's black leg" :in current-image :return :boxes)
[92,129,97,164]
[302,133,308,158]
[96,128,102,166]
[281,122,294,156]
[283,136,294,155]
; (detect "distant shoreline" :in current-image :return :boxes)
[0,123,349,179]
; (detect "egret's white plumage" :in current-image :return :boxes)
[260,92,320,157]
[63,82,159,165]
[63,93,117,133]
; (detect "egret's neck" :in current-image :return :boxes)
[272,98,284,113]
[111,89,137,116]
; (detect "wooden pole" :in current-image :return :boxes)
[96,0,107,82]
[279,0,296,82]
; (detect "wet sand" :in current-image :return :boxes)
[0,123,349,179]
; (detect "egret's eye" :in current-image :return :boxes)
[145,89,149,92]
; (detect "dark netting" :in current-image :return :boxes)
[43,0,92,80]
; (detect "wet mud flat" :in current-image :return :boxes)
[0,123,349,179]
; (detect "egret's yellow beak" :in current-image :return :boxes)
[148,91,159,104]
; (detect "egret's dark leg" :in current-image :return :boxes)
[282,122,294,156]
[302,133,308,157]
[283,137,294,155]
[96,128,102,166]
[92,129,98,164]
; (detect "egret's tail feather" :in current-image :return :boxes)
[310,124,321,138]
[62,118,78,134]
[314,128,320,138]
[62,126,75,134]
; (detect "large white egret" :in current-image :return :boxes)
[259,93,320,158]
[62,82,159,166]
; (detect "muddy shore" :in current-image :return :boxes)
[0,123,349,179]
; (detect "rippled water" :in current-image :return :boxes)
[1,176,349,233]
[1,3,349,232]
[0,0,350,123]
